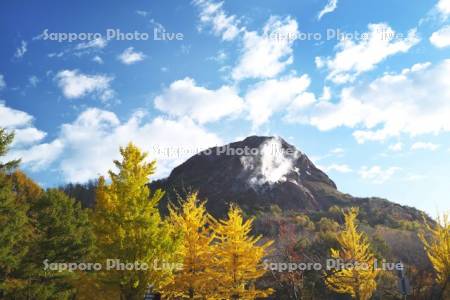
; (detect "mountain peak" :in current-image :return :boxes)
[152,136,425,224]
[239,135,279,145]
[233,135,296,151]
[155,135,339,215]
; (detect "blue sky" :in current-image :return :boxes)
[1,0,450,216]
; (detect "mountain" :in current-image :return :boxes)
[151,136,426,226]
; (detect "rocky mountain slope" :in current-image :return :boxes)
[151,136,426,226]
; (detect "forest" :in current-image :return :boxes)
[0,128,449,300]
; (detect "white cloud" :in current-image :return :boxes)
[0,103,45,145]
[0,102,34,128]
[290,60,450,143]
[154,77,244,124]
[316,23,420,84]
[48,51,65,59]
[232,16,298,80]
[8,140,64,171]
[388,142,403,152]
[55,69,115,101]
[208,50,227,63]
[430,25,450,48]
[150,19,166,31]
[319,86,332,101]
[330,147,345,156]
[0,104,59,170]
[92,55,104,64]
[309,147,345,165]
[193,0,242,41]
[359,166,400,184]
[318,0,338,20]
[0,75,5,90]
[118,47,146,65]
[437,0,450,17]
[136,10,149,17]
[283,92,316,123]
[411,142,440,151]
[54,108,221,182]
[75,37,107,50]
[29,75,39,87]
[321,163,352,173]
[14,40,27,59]
[12,128,46,146]
[7,108,221,182]
[41,36,106,59]
[244,74,311,127]
[193,1,299,81]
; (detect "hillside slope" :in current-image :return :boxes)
[151,136,426,226]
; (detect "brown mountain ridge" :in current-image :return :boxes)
[151,136,428,227]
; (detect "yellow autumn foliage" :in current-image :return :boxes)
[419,212,450,295]
[325,207,379,300]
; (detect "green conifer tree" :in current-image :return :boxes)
[0,129,30,297]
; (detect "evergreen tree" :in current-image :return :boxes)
[10,170,43,205]
[92,143,180,300]
[0,128,20,172]
[165,192,216,299]
[60,180,97,208]
[0,129,30,297]
[212,205,273,299]
[325,207,379,300]
[8,189,95,299]
[418,212,450,298]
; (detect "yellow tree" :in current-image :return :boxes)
[212,205,273,300]
[164,192,216,299]
[418,212,450,297]
[325,207,379,300]
[92,143,180,300]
